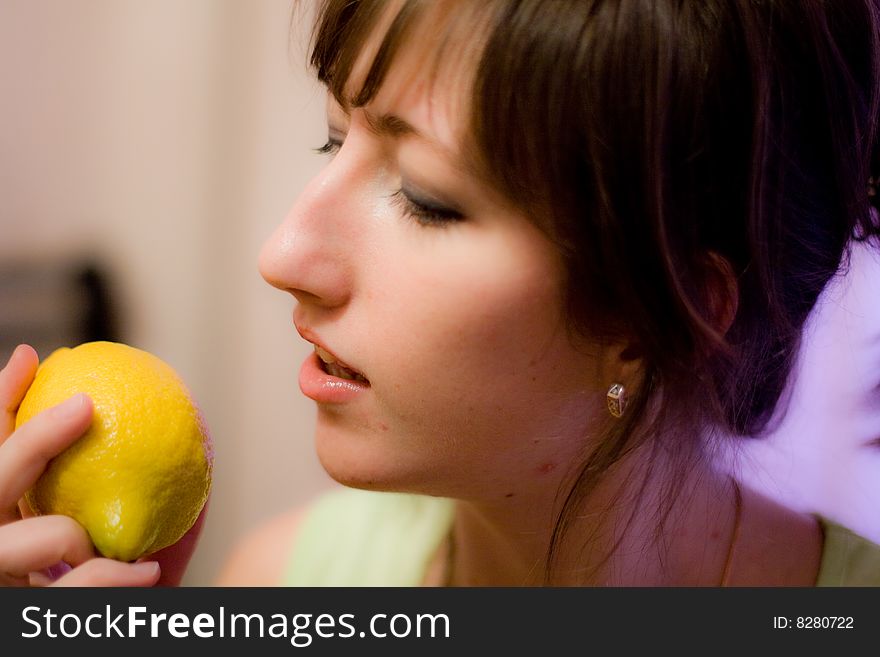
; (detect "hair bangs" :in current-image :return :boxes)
[310,0,498,112]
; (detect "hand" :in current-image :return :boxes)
[0,344,161,587]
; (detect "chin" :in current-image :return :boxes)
[313,417,404,491]
[313,418,455,498]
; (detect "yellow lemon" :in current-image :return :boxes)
[15,341,212,562]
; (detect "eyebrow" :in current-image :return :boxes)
[341,102,488,182]
[867,361,880,412]
[861,329,880,411]
[362,109,418,139]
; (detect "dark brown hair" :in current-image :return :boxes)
[306,0,880,581]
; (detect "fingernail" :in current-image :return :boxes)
[46,561,73,581]
[52,393,86,418]
[131,561,160,578]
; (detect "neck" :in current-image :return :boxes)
[445,442,740,586]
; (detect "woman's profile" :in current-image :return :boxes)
[728,235,880,545]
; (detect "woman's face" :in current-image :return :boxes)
[259,31,608,501]
[733,240,880,542]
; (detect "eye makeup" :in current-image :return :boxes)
[390,185,464,227]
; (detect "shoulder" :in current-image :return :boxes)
[732,485,880,586]
[215,506,309,586]
[815,517,880,586]
[727,485,824,586]
[215,487,453,586]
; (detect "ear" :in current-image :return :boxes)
[704,252,739,338]
[594,334,644,394]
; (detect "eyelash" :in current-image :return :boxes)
[389,190,463,227]
[313,139,464,228]
[314,139,341,156]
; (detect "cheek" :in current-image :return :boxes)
[364,226,598,448]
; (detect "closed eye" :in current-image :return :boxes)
[314,138,342,156]
[390,188,464,227]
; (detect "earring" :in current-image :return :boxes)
[606,383,627,418]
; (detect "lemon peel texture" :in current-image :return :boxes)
[15,341,213,562]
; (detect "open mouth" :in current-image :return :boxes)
[314,346,369,384]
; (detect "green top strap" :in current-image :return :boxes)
[815,518,880,586]
[284,487,880,586]
[284,487,454,586]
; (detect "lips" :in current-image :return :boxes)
[313,345,369,384]
[293,320,370,392]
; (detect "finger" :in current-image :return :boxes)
[52,559,160,587]
[0,572,28,587]
[0,344,39,441]
[0,515,95,578]
[25,561,73,587]
[28,571,53,587]
[0,393,94,523]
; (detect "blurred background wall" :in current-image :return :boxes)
[0,0,335,584]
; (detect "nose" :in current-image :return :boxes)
[259,162,355,310]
